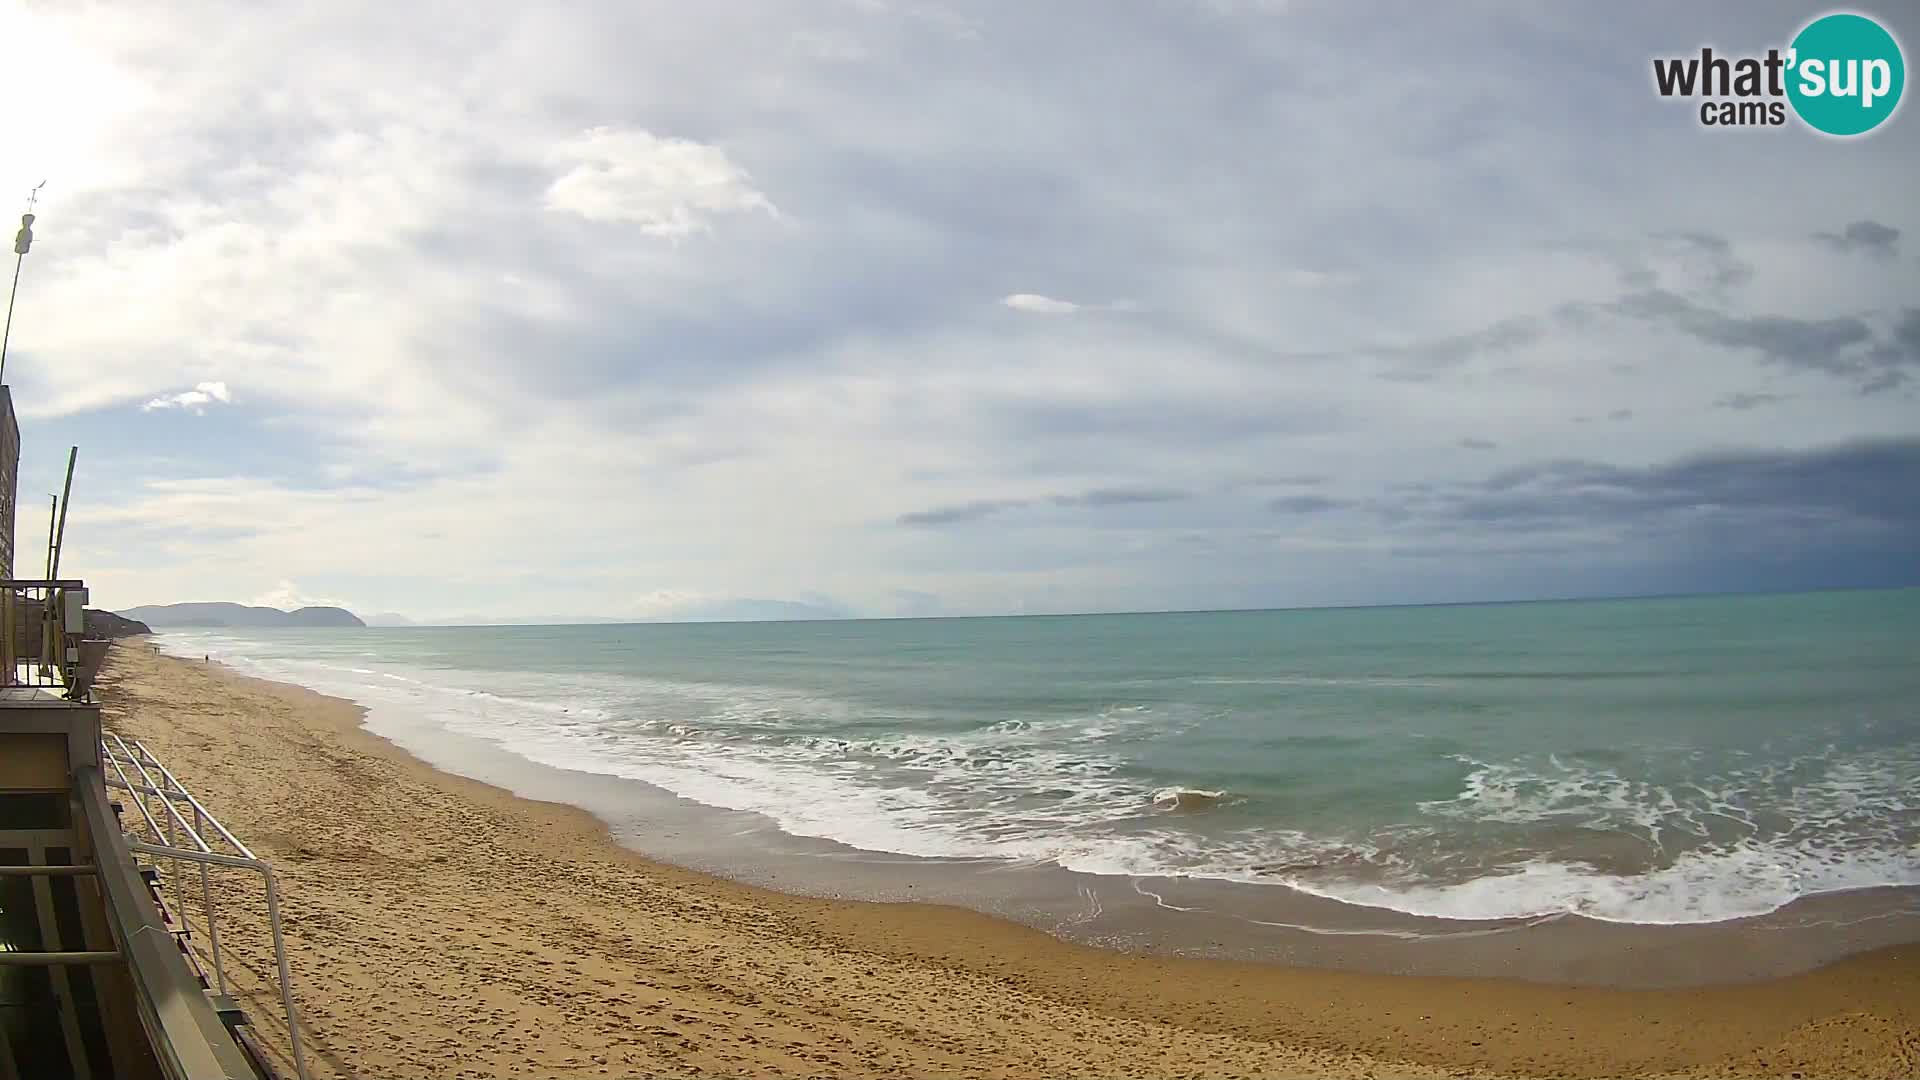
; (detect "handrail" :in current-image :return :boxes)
[105,733,227,993]
[104,742,169,841]
[135,740,258,860]
[100,737,310,1080]
[108,733,211,854]
[0,951,122,966]
[74,768,262,1080]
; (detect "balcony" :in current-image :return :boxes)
[0,580,108,700]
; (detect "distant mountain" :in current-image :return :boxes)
[118,602,366,628]
[84,609,153,638]
[363,612,416,627]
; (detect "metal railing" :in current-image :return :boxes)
[1,578,88,691]
[100,732,311,1080]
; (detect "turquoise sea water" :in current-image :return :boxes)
[160,588,1920,926]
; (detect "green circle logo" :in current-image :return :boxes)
[1787,12,1905,136]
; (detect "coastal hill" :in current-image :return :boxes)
[83,609,153,638]
[117,602,367,628]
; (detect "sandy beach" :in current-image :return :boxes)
[92,643,1919,1079]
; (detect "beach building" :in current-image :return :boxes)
[1,383,303,1078]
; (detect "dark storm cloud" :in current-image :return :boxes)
[1688,310,1874,363]
[898,486,1189,526]
[1605,290,1916,393]
[1814,220,1901,259]
[1405,438,1920,538]
[1860,308,1920,394]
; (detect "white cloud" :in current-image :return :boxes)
[1002,293,1081,314]
[249,580,351,612]
[1281,268,1357,288]
[545,127,777,236]
[140,381,231,413]
[627,589,713,618]
[790,29,868,62]
[9,1,1913,619]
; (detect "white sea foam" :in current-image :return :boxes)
[1273,844,1920,924]
[1150,787,1227,810]
[157,631,1920,928]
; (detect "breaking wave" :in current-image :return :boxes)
[159,629,1920,927]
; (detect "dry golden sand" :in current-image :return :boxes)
[94,644,1918,1079]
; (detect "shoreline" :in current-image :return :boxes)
[345,654,1920,989]
[155,632,1920,990]
[96,642,1920,1078]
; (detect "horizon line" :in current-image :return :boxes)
[125,581,1917,630]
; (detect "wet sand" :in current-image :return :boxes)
[96,643,1920,1079]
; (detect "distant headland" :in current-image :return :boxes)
[115,602,367,628]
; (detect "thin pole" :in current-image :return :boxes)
[42,493,58,681]
[0,250,22,385]
[0,183,41,385]
[50,447,75,578]
[193,801,228,995]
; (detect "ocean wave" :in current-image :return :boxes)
[1150,787,1227,811]
[160,632,1920,928]
[1271,843,1920,924]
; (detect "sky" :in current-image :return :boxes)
[0,0,1915,623]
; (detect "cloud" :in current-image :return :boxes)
[1712,392,1789,411]
[140,381,232,413]
[1373,317,1542,381]
[1269,494,1346,513]
[891,588,942,617]
[620,590,852,622]
[1642,230,1754,293]
[1281,268,1357,288]
[898,486,1187,525]
[1001,293,1081,314]
[14,1,1916,618]
[897,498,1028,526]
[545,127,776,236]
[790,29,869,62]
[1404,437,1920,542]
[1606,290,1914,394]
[1861,308,1920,394]
[250,579,350,611]
[1047,487,1186,508]
[1244,473,1330,487]
[1814,220,1900,259]
[1458,437,1498,450]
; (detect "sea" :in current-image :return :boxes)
[155,588,1920,966]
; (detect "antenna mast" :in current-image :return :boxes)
[50,446,75,579]
[0,181,44,385]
